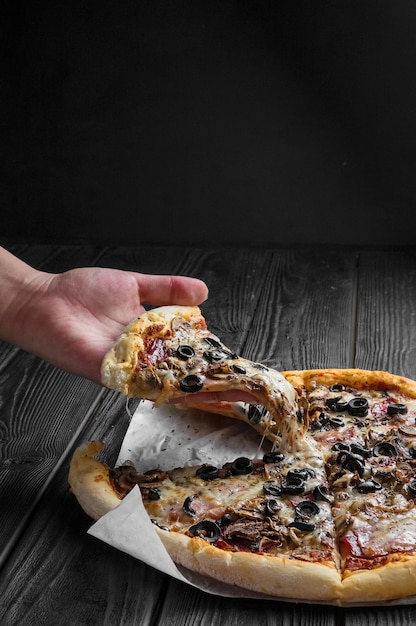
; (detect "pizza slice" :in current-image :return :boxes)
[69,440,341,602]
[101,305,306,450]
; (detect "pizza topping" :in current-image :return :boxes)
[387,402,408,415]
[231,457,253,475]
[373,441,398,457]
[356,479,382,493]
[180,374,204,393]
[176,345,196,360]
[195,465,220,480]
[347,397,369,417]
[188,520,222,542]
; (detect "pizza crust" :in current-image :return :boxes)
[282,368,416,398]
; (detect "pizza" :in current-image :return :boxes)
[69,306,416,604]
[101,305,307,449]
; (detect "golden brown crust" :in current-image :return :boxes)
[282,368,416,398]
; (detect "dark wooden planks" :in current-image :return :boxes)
[354,249,416,379]
[0,390,167,626]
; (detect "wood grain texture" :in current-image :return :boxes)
[354,249,416,378]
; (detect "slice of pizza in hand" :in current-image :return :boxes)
[101,305,306,450]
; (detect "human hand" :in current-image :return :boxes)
[5,262,208,384]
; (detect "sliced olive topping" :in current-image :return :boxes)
[387,402,408,415]
[176,345,195,360]
[338,452,365,476]
[180,374,204,393]
[183,496,196,516]
[195,465,220,481]
[286,468,315,482]
[356,479,382,494]
[220,513,232,527]
[373,441,398,457]
[151,519,170,531]
[409,447,416,459]
[348,397,369,417]
[247,404,268,424]
[408,480,416,496]
[281,477,305,495]
[232,363,246,375]
[204,336,222,349]
[325,396,342,410]
[263,481,282,497]
[288,520,315,532]
[231,457,253,475]
[332,442,350,452]
[295,500,320,518]
[328,416,345,428]
[263,451,285,464]
[264,498,281,516]
[329,384,346,392]
[188,520,222,542]
[147,487,161,501]
[333,400,349,412]
[350,443,372,458]
[313,484,331,502]
[203,350,223,362]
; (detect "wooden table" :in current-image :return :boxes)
[1,242,416,625]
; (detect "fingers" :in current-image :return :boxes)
[135,273,209,306]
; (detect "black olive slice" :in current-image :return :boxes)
[332,442,350,452]
[286,468,314,482]
[295,501,320,518]
[408,480,416,496]
[409,447,416,459]
[188,520,222,542]
[329,384,346,392]
[325,396,342,410]
[183,496,196,516]
[281,477,305,495]
[263,451,285,464]
[350,443,372,458]
[288,520,315,532]
[147,487,161,501]
[313,484,331,502]
[248,404,268,425]
[231,457,253,475]
[263,481,282,497]
[387,403,408,415]
[195,465,220,481]
[232,363,246,375]
[328,417,345,428]
[220,513,232,527]
[264,498,281,516]
[348,397,369,417]
[176,345,196,360]
[356,479,382,494]
[204,337,222,349]
[339,452,365,477]
[180,374,204,393]
[373,441,398,457]
[203,350,223,363]
[151,519,170,531]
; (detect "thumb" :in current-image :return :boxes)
[135,273,209,306]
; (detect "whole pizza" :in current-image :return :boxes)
[69,306,416,605]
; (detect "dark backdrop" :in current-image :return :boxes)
[1,1,416,245]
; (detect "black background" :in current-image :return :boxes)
[2,1,416,245]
